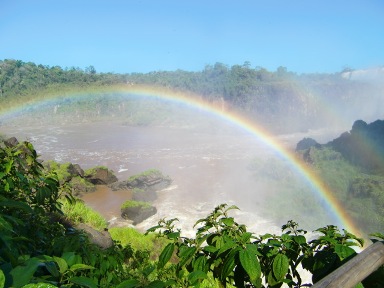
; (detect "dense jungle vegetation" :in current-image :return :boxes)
[1,59,384,287]
[1,59,382,132]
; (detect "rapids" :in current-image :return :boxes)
[0,120,344,236]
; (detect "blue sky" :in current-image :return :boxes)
[1,0,383,74]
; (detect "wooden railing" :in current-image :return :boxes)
[312,241,384,288]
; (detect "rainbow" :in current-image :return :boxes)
[0,84,363,239]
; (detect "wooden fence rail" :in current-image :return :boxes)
[312,241,384,288]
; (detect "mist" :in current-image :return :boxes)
[0,97,352,236]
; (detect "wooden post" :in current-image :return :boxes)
[312,241,384,288]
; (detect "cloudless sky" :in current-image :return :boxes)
[1,0,383,74]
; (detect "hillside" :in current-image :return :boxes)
[1,59,383,133]
[296,119,384,234]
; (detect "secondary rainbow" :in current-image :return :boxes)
[0,84,363,238]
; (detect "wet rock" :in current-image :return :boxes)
[69,176,96,196]
[85,166,118,185]
[75,223,114,249]
[4,137,19,147]
[110,170,171,205]
[121,201,157,225]
[69,164,85,178]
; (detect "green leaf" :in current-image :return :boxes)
[226,205,240,212]
[115,279,140,288]
[221,217,234,226]
[188,270,207,284]
[61,252,78,267]
[293,235,307,245]
[178,246,196,267]
[0,269,4,288]
[69,276,98,288]
[10,258,40,288]
[166,232,180,240]
[44,261,60,278]
[239,248,261,282]
[0,200,33,213]
[158,243,175,269]
[53,256,68,274]
[204,245,218,253]
[334,244,356,261]
[70,263,95,272]
[146,280,166,288]
[220,250,238,281]
[22,284,57,288]
[193,256,208,273]
[4,159,13,174]
[241,232,253,243]
[273,254,289,281]
[0,215,13,231]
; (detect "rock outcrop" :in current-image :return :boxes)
[121,201,157,225]
[113,170,171,225]
[75,223,114,249]
[296,137,321,151]
[85,166,118,185]
[110,169,171,203]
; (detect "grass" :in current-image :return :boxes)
[127,169,161,182]
[84,165,110,176]
[60,198,107,231]
[121,200,151,209]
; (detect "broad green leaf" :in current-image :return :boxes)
[10,258,40,288]
[241,232,253,243]
[221,217,234,226]
[226,205,240,211]
[158,243,175,269]
[334,244,356,260]
[193,256,208,273]
[0,215,13,231]
[204,245,218,253]
[0,269,4,288]
[4,160,13,174]
[166,231,180,240]
[293,235,307,245]
[0,200,33,213]
[44,261,60,278]
[267,271,280,286]
[188,270,207,284]
[61,251,79,267]
[273,254,289,281]
[116,279,140,288]
[217,239,236,256]
[178,246,196,267]
[220,250,238,281]
[70,263,95,272]
[69,276,97,288]
[53,256,68,274]
[239,249,261,282]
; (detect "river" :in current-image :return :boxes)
[0,119,343,236]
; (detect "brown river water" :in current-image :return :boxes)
[1,119,343,235]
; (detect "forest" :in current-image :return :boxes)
[1,59,383,132]
[0,59,383,287]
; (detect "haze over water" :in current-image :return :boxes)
[0,106,345,236]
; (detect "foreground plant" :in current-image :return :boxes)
[149,204,365,287]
